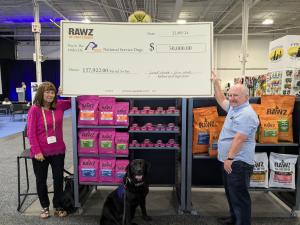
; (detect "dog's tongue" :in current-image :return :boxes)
[135,175,143,181]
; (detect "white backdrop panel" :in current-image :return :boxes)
[61,21,213,97]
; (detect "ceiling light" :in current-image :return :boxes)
[176,19,186,24]
[262,19,273,25]
[82,18,90,23]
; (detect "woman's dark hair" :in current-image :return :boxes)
[33,82,57,109]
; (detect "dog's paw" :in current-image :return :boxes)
[142,215,152,221]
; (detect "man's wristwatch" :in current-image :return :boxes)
[227,157,234,160]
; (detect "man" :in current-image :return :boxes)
[211,71,259,225]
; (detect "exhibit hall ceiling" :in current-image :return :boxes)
[0,0,300,40]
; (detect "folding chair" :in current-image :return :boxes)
[11,104,25,121]
[17,125,54,212]
[17,125,36,211]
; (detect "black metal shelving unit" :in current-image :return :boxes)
[186,97,300,216]
[127,98,187,213]
[71,97,187,213]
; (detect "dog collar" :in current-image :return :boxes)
[125,177,145,187]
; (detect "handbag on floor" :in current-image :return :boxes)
[62,169,91,214]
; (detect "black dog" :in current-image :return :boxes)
[100,159,152,225]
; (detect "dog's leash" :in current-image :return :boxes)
[122,178,129,225]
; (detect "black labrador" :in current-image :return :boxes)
[100,159,152,225]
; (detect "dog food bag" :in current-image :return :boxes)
[77,95,99,125]
[217,116,225,130]
[269,152,298,189]
[79,158,99,182]
[193,107,218,154]
[78,129,99,154]
[260,95,295,142]
[250,104,262,141]
[99,97,115,125]
[261,95,296,111]
[114,102,129,126]
[250,153,268,188]
[99,129,115,155]
[115,132,129,155]
[251,104,263,116]
[99,159,116,183]
[258,116,278,144]
[115,160,129,183]
[209,128,219,158]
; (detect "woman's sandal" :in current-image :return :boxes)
[40,207,50,219]
[54,208,68,217]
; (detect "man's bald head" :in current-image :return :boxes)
[232,84,249,97]
[228,84,249,107]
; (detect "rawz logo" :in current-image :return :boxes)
[68,28,94,39]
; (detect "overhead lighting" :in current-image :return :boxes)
[176,19,186,24]
[82,18,90,23]
[262,19,273,25]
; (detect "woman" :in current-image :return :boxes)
[27,82,71,219]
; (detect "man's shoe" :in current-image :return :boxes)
[217,216,235,225]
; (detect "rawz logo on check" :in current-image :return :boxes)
[69,28,94,36]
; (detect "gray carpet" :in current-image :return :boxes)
[1,215,300,225]
[0,118,74,216]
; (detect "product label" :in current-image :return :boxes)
[80,139,94,148]
[100,141,112,149]
[80,110,95,120]
[100,112,113,121]
[198,132,209,145]
[82,168,96,177]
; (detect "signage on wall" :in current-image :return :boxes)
[60,21,213,97]
[31,82,42,103]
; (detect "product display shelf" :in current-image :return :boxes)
[71,97,130,208]
[129,147,180,150]
[256,143,299,147]
[128,98,187,213]
[193,154,217,159]
[79,182,122,186]
[249,187,296,192]
[78,154,128,158]
[129,113,180,117]
[72,97,187,213]
[193,185,296,192]
[78,125,128,129]
[129,130,180,134]
[186,97,300,216]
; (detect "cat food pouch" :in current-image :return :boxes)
[250,153,268,188]
[99,97,115,125]
[99,159,115,183]
[269,152,298,189]
[115,160,129,183]
[78,129,99,154]
[115,132,129,155]
[258,116,278,144]
[79,158,99,182]
[99,129,115,154]
[193,107,218,154]
[114,102,129,126]
[77,95,99,125]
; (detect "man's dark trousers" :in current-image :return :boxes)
[223,160,254,225]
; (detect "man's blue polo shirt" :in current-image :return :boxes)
[218,101,259,165]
